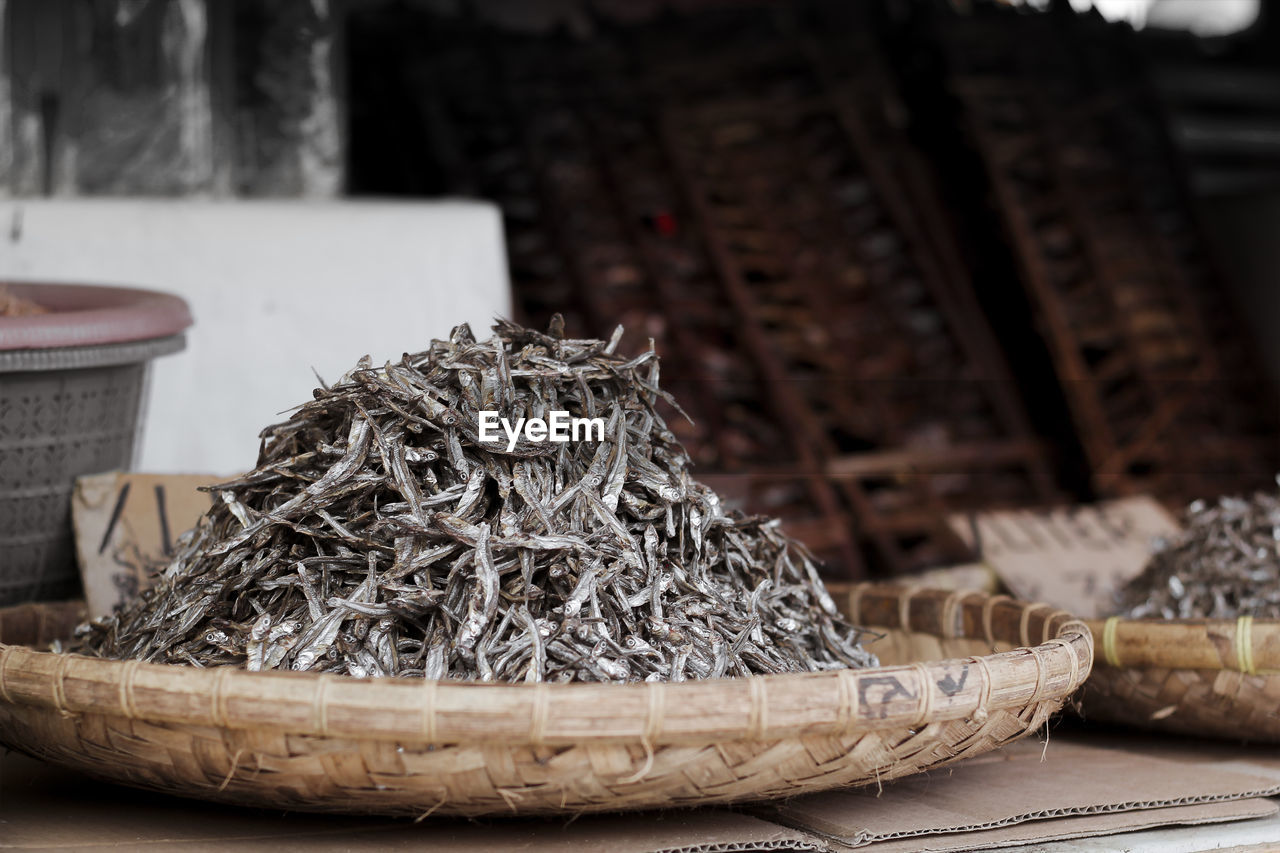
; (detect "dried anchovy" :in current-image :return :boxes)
[1118,478,1280,620]
[75,318,877,682]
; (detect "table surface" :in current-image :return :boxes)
[1003,809,1280,853]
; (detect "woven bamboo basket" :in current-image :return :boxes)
[1081,616,1280,742]
[0,586,1090,817]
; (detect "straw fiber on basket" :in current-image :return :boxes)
[0,586,1091,817]
[1082,617,1280,742]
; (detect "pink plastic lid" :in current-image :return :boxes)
[0,283,193,351]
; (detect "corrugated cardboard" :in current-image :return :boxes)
[1058,728,1280,783]
[71,471,217,617]
[947,496,1180,618]
[849,799,1278,852]
[758,735,1280,848]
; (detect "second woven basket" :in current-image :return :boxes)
[0,586,1091,816]
[1083,616,1280,742]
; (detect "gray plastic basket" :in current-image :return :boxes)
[0,284,191,606]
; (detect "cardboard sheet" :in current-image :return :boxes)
[1056,728,1280,782]
[851,799,1278,852]
[758,735,1280,848]
[71,471,218,617]
[947,495,1180,618]
[1007,805,1280,853]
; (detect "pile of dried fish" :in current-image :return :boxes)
[77,319,877,682]
[1118,479,1280,620]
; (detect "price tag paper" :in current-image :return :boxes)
[948,496,1181,618]
[72,472,218,618]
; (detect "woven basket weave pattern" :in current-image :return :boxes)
[1083,617,1280,742]
[0,587,1091,816]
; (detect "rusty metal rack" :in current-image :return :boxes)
[936,7,1279,507]
[395,2,1062,577]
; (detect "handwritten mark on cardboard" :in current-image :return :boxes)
[72,472,218,618]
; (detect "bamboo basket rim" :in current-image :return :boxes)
[1,585,1092,748]
[1083,616,1280,676]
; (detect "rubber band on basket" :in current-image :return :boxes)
[982,596,1012,648]
[1101,616,1122,668]
[941,591,964,641]
[971,655,994,724]
[0,646,15,705]
[911,662,934,728]
[748,677,768,740]
[1020,603,1053,648]
[530,683,550,746]
[847,585,866,625]
[51,653,71,714]
[1236,615,1257,676]
[898,587,921,631]
[421,678,438,743]
[312,674,329,736]
[836,667,859,734]
[620,683,666,784]
[119,659,142,719]
[1041,611,1071,644]
[1027,646,1048,704]
[213,666,234,729]
[1041,637,1080,696]
[643,681,666,746]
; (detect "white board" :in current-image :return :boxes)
[0,199,512,473]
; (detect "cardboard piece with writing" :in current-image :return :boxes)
[948,496,1181,618]
[851,799,1277,852]
[761,734,1280,849]
[71,471,218,618]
